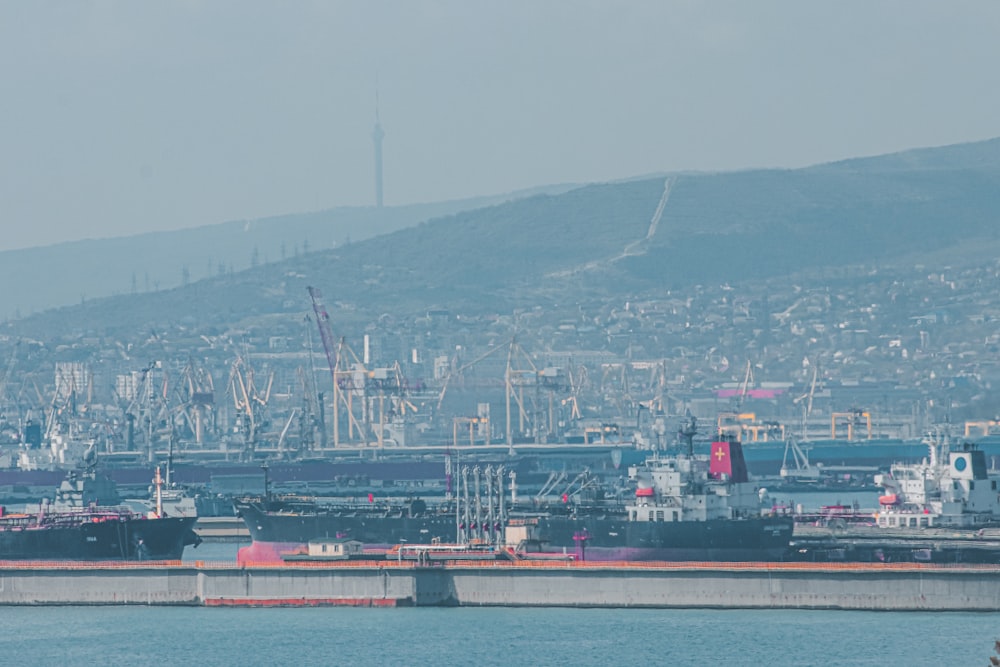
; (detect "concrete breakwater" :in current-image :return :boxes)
[1,560,999,610]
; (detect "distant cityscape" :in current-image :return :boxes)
[2,247,999,467]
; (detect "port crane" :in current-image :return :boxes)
[307,287,412,447]
[438,336,554,448]
[301,314,325,449]
[307,286,342,446]
[737,359,754,408]
[436,343,507,413]
[122,361,173,461]
[227,355,273,460]
[175,359,216,446]
[0,341,18,406]
[436,344,499,448]
[792,363,819,440]
[504,338,545,449]
[831,408,872,440]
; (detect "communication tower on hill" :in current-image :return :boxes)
[372,91,385,208]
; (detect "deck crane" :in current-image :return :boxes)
[307,286,342,446]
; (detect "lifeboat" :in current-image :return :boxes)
[878,493,899,506]
[635,487,655,497]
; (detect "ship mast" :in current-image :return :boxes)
[678,411,698,457]
[153,466,163,518]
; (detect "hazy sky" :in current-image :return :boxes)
[2,1,999,252]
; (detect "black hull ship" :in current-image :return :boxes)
[236,427,794,563]
[234,500,791,563]
[0,511,199,560]
[0,467,200,561]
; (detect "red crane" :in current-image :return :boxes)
[307,286,340,445]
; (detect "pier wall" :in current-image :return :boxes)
[447,563,1000,610]
[197,565,420,606]
[0,565,199,605]
[1,561,999,610]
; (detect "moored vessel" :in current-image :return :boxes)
[510,436,792,561]
[787,434,1000,563]
[873,435,1000,529]
[0,465,201,561]
[235,429,794,563]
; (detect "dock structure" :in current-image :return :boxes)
[194,517,250,541]
[1,560,1000,610]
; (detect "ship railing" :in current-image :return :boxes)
[35,509,147,526]
[47,505,145,517]
[408,559,1000,573]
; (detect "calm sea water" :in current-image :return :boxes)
[0,606,995,666]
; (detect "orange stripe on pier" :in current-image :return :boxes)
[0,559,997,574]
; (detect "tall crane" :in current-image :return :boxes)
[793,363,819,440]
[0,340,18,406]
[176,359,215,446]
[302,314,325,449]
[738,359,754,409]
[307,286,341,447]
[436,344,507,412]
[227,355,273,460]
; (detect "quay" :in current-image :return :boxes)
[1,560,999,610]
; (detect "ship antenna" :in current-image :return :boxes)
[153,466,163,518]
[678,411,698,457]
[166,428,175,487]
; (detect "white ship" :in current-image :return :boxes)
[874,433,1000,529]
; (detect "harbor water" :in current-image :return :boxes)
[0,605,995,666]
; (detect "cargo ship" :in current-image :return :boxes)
[0,467,201,561]
[788,437,1000,563]
[234,435,794,563]
[873,437,1000,529]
